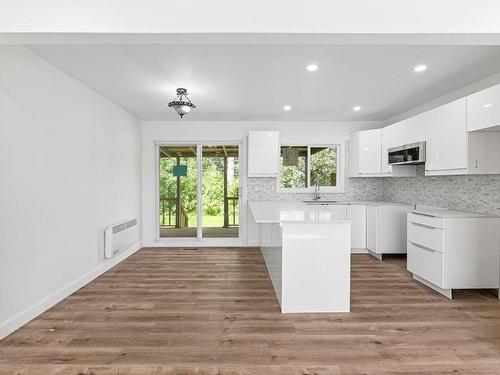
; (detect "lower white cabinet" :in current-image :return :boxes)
[346,204,366,249]
[322,204,347,220]
[318,204,366,251]
[312,202,413,256]
[366,204,414,258]
[407,210,500,299]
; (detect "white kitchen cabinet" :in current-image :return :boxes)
[310,204,365,251]
[349,130,382,177]
[321,204,347,220]
[346,204,366,249]
[248,131,279,177]
[424,98,468,175]
[407,209,500,299]
[380,126,392,174]
[358,129,382,174]
[386,94,500,176]
[467,131,500,174]
[349,129,416,178]
[366,204,414,259]
[467,83,500,131]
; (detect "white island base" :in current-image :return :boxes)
[251,201,351,313]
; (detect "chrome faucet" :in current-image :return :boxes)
[313,180,321,200]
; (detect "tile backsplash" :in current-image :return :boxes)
[248,164,500,215]
[247,176,385,202]
[383,165,500,215]
[247,140,385,202]
[247,140,500,215]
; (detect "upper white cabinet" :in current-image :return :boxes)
[380,126,393,174]
[349,129,383,177]
[424,98,467,175]
[248,131,279,177]
[349,128,416,178]
[358,129,382,174]
[467,83,500,132]
[385,94,500,176]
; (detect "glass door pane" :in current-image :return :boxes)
[159,145,198,238]
[201,145,239,238]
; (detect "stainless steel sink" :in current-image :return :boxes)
[302,200,339,205]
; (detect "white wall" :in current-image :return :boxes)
[142,120,381,246]
[0,46,142,338]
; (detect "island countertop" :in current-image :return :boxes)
[249,200,352,224]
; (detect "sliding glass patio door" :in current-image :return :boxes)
[201,145,239,238]
[159,145,199,238]
[158,143,242,240]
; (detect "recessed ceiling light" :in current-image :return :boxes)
[306,64,319,72]
[414,64,427,73]
[484,103,493,108]
[283,105,292,111]
[353,106,361,111]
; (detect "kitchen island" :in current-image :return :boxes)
[249,200,351,313]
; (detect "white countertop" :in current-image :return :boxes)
[304,200,414,207]
[249,200,351,223]
[411,207,500,218]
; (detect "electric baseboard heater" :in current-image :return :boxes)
[104,219,138,258]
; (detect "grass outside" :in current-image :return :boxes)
[186,212,239,227]
[160,212,239,228]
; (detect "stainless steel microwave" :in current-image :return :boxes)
[388,142,426,165]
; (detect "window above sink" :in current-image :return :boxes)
[277,143,345,193]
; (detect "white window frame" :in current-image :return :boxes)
[276,143,345,193]
[153,140,247,246]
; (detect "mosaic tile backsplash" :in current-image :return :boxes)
[247,176,385,202]
[383,166,500,215]
[248,166,500,216]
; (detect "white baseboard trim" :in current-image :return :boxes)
[351,248,369,254]
[0,242,142,340]
[147,241,248,247]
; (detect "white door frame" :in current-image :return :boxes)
[154,140,247,246]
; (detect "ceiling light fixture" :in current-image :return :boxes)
[306,64,319,72]
[414,64,427,73]
[283,105,292,111]
[168,88,196,118]
[353,106,361,111]
[484,103,493,108]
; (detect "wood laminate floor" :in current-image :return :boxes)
[1,247,499,375]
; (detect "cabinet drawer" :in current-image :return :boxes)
[408,212,444,229]
[407,242,444,288]
[407,221,444,253]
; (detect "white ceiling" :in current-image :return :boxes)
[28,44,500,121]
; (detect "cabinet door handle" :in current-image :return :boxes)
[411,212,436,218]
[410,222,439,230]
[409,241,437,253]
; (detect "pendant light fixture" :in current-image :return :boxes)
[168,88,196,118]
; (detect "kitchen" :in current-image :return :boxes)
[246,86,500,308]
[3,12,500,372]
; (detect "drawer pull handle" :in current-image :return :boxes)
[411,212,436,218]
[409,241,437,253]
[410,222,439,230]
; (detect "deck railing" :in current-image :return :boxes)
[226,196,239,227]
[160,197,188,228]
[160,196,239,228]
